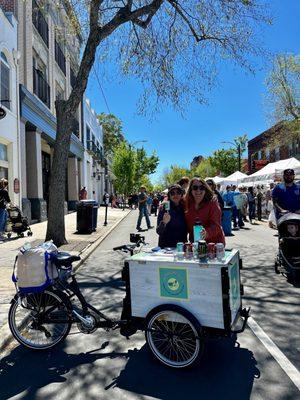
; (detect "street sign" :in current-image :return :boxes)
[0,107,6,119]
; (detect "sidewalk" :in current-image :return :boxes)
[0,206,131,348]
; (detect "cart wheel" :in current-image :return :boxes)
[145,304,204,369]
[7,233,12,239]
[19,233,24,238]
[27,231,33,236]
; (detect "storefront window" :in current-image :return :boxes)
[0,143,8,161]
[0,166,8,180]
[0,52,11,110]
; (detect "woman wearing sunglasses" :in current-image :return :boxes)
[185,178,225,245]
[156,184,187,248]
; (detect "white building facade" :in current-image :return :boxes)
[0,0,84,222]
[82,97,105,204]
[0,7,20,206]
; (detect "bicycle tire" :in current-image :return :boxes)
[145,304,204,369]
[8,289,72,350]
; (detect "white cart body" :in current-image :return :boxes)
[125,249,242,332]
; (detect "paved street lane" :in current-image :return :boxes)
[0,212,299,400]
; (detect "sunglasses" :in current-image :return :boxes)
[170,190,182,196]
[192,185,206,191]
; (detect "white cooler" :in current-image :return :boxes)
[124,249,244,332]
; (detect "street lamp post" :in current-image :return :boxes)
[221,141,241,171]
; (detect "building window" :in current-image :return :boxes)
[32,0,49,47]
[0,143,8,180]
[55,39,66,75]
[86,126,91,150]
[257,150,262,160]
[0,143,8,161]
[0,52,10,110]
[275,147,280,161]
[265,148,270,160]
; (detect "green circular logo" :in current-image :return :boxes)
[167,277,179,291]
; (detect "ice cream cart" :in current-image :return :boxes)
[121,249,250,368]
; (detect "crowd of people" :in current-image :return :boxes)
[132,168,300,248]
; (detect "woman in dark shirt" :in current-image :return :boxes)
[206,179,224,210]
[0,178,11,238]
[156,184,187,248]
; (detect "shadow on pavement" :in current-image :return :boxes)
[0,342,127,400]
[111,338,260,400]
[0,336,259,400]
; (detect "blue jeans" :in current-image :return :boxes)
[248,202,255,221]
[136,205,151,229]
[0,208,7,233]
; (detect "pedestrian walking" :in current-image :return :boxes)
[0,178,11,240]
[256,186,263,221]
[247,187,256,224]
[79,186,87,200]
[272,169,300,220]
[152,195,160,216]
[233,187,245,228]
[147,194,153,215]
[136,186,154,231]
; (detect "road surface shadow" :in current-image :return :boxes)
[111,338,260,400]
[0,342,127,400]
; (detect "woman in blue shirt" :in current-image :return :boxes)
[156,184,187,248]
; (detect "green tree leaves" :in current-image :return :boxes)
[97,113,125,156]
[112,142,159,195]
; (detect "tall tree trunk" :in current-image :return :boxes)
[45,104,73,246]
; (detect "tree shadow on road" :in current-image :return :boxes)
[0,333,261,400]
[109,337,260,400]
[0,341,128,400]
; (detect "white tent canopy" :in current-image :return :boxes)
[240,157,300,186]
[205,176,224,184]
[217,171,248,186]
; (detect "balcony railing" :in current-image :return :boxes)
[32,0,49,47]
[33,67,50,108]
[55,40,66,75]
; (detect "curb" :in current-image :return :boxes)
[0,209,131,355]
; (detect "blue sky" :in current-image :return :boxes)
[86,0,300,183]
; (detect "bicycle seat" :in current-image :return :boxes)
[53,252,81,267]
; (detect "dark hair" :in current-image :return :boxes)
[0,178,8,189]
[178,176,190,186]
[185,177,214,210]
[167,184,184,200]
[206,179,216,190]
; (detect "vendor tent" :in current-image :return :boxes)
[217,171,247,186]
[240,157,300,186]
[205,176,224,184]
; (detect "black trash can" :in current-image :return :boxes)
[77,200,98,234]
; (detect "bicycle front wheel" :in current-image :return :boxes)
[9,289,72,350]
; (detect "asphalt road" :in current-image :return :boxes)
[0,211,299,400]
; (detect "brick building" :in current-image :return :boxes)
[248,122,300,174]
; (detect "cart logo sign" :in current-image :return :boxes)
[159,267,188,300]
[229,262,240,311]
